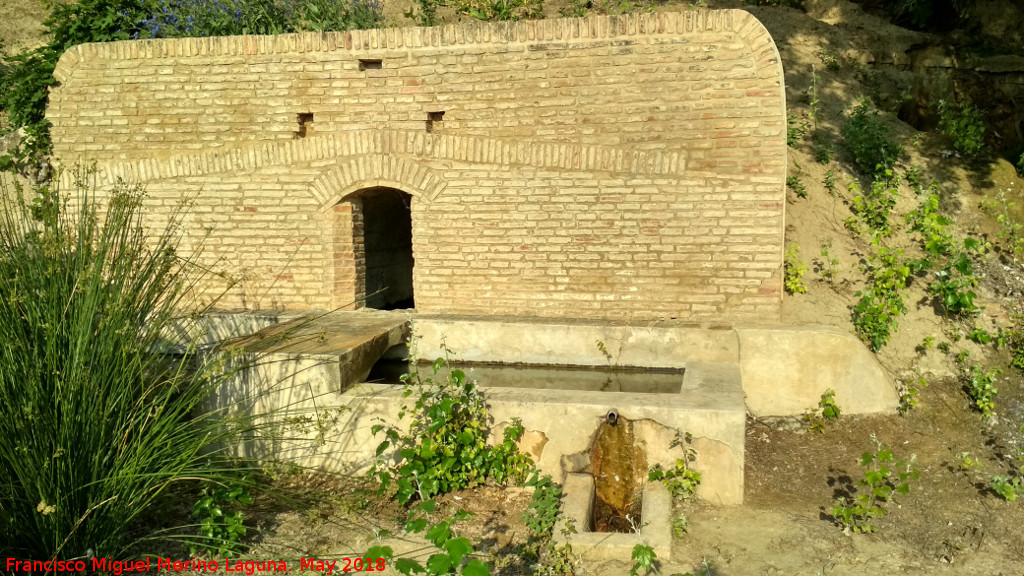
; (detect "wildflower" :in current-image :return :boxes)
[36,500,56,516]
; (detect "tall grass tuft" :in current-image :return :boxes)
[0,173,263,559]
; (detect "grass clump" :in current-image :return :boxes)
[0,175,265,558]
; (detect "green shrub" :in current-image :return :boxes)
[1017,153,1024,178]
[648,431,701,499]
[841,100,905,174]
[522,474,563,538]
[991,424,1023,501]
[965,365,999,419]
[905,191,954,264]
[787,170,807,198]
[191,480,253,556]
[930,240,982,317]
[850,169,900,236]
[629,544,657,576]
[372,359,533,505]
[784,244,808,294]
[368,500,491,576]
[140,0,384,38]
[804,389,841,433]
[832,440,919,534]
[452,0,544,21]
[787,113,808,148]
[980,190,1024,257]
[852,244,914,351]
[822,168,838,196]
[897,373,927,415]
[0,176,262,558]
[937,99,986,159]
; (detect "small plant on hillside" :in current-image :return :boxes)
[937,99,986,159]
[191,481,254,556]
[823,168,838,196]
[803,68,835,165]
[850,169,900,236]
[916,335,936,354]
[957,451,983,473]
[904,165,924,190]
[804,389,841,433]
[787,114,808,148]
[852,243,915,351]
[649,431,701,500]
[672,514,688,537]
[968,327,992,345]
[367,500,491,576]
[787,168,808,198]
[992,475,1023,502]
[372,359,533,505]
[965,365,999,420]
[990,424,1024,502]
[816,240,839,282]
[629,544,657,576]
[532,538,579,576]
[998,323,1024,372]
[897,372,927,415]
[930,241,983,317]
[905,191,955,265]
[522,473,563,538]
[832,439,919,534]
[819,48,840,71]
[841,99,905,174]
[813,132,835,165]
[1017,153,1024,178]
[980,190,1024,258]
[784,244,808,295]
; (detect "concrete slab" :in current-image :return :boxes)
[736,325,897,416]
[223,309,412,393]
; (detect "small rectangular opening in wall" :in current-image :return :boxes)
[425,111,445,133]
[295,112,314,139]
[359,59,383,71]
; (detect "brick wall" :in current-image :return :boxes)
[47,10,787,321]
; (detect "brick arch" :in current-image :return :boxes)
[311,154,446,211]
[318,157,431,310]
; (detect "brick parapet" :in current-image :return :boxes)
[53,11,771,79]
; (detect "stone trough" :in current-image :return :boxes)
[204,310,895,514]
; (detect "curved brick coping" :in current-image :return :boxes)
[53,10,781,84]
[56,129,685,196]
